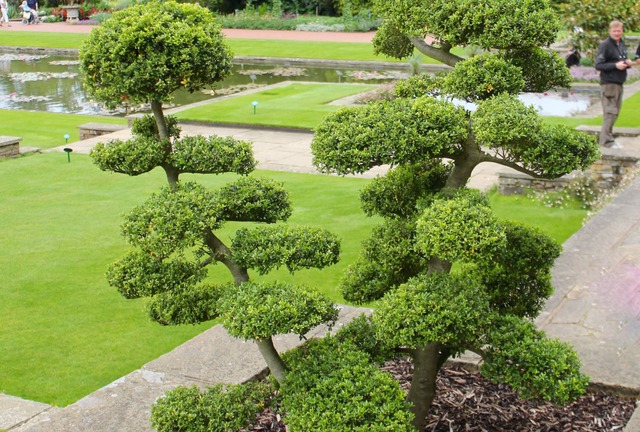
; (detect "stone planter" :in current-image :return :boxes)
[61,5,81,21]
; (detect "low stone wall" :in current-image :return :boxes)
[499,154,640,195]
[78,123,128,141]
[0,136,22,158]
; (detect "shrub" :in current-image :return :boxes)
[281,337,414,431]
[151,381,273,432]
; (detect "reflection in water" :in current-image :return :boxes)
[0,53,406,116]
[0,52,598,117]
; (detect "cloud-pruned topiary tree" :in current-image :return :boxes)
[310,0,600,429]
[80,0,341,386]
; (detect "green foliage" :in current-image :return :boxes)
[218,281,338,340]
[281,337,414,432]
[312,97,467,175]
[334,314,395,364]
[482,315,589,405]
[373,273,490,349]
[131,114,182,141]
[90,137,168,176]
[216,176,292,223]
[146,283,225,326]
[561,0,640,55]
[80,1,232,109]
[150,381,273,432]
[472,93,542,150]
[371,20,415,60]
[215,13,380,31]
[106,250,206,298]
[393,73,444,99]
[475,221,561,318]
[415,192,506,263]
[359,161,451,219]
[121,182,221,256]
[231,225,340,274]
[340,219,427,304]
[442,54,525,102]
[377,0,559,50]
[171,135,256,175]
[502,48,572,93]
[520,124,600,178]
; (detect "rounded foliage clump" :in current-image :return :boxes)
[90,136,168,176]
[416,191,506,262]
[216,176,292,223]
[106,250,206,299]
[360,160,451,219]
[282,337,414,432]
[151,381,273,432]
[171,135,256,175]
[131,114,181,141]
[340,219,427,304]
[80,0,232,109]
[393,73,444,99]
[231,225,340,274]
[472,93,541,150]
[443,53,525,101]
[475,221,561,318]
[121,182,221,256]
[482,315,589,405]
[373,272,490,349]
[312,97,467,175]
[218,281,338,340]
[146,283,225,326]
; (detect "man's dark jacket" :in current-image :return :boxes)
[595,36,630,85]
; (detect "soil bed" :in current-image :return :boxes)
[242,358,636,431]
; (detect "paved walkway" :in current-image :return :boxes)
[1,22,640,431]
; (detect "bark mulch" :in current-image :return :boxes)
[242,358,637,432]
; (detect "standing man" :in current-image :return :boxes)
[594,20,633,149]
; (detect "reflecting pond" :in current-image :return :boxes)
[0,53,408,116]
[0,52,599,117]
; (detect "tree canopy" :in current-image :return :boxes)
[310,0,599,428]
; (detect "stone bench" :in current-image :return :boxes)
[78,123,128,141]
[0,136,22,158]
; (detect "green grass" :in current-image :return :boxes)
[175,83,373,129]
[488,189,587,244]
[0,109,127,150]
[0,30,452,64]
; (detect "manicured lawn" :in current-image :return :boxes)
[0,109,127,150]
[0,31,439,63]
[175,83,374,130]
[488,190,587,244]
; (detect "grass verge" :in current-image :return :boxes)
[0,109,127,150]
[175,82,374,130]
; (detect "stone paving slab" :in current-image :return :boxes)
[537,175,640,392]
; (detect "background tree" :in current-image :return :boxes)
[311,0,600,429]
[560,0,640,58]
[81,0,340,385]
